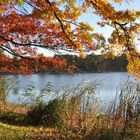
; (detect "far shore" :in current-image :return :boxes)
[0,70,127,76]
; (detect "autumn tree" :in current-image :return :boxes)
[0,0,139,77]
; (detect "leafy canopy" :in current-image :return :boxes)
[0,0,139,77]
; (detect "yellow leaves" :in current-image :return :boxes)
[0,0,7,4]
[71,0,77,8]
[67,0,77,8]
[126,51,140,79]
[79,52,86,58]
[127,58,140,78]
[89,0,115,20]
[114,0,130,4]
[56,10,65,19]
[113,10,139,22]
[17,0,24,5]
[40,12,46,18]
[104,51,115,59]
[80,22,94,31]
[76,41,87,58]
[0,0,24,6]
[73,7,81,18]
[114,0,122,4]
[0,7,4,14]
[90,0,109,5]
[59,0,82,20]
[124,11,137,21]
[0,0,8,14]
[136,11,140,19]
[10,0,25,5]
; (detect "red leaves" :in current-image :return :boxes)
[0,54,75,74]
[0,0,139,76]
[0,3,75,74]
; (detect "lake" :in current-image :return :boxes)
[0,72,138,104]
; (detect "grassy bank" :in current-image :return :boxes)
[0,122,82,140]
[0,79,140,140]
[0,102,82,140]
[0,100,140,140]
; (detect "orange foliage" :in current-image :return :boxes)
[0,0,139,77]
[0,54,76,74]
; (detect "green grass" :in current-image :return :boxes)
[0,122,81,140]
[0,122,32,140]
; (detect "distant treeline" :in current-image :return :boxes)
[54,54,128,73]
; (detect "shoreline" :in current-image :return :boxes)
[0,70,127,76]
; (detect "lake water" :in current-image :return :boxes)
[0,72,138,104]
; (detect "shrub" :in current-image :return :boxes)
[27,102,47,125]
[85,129,122,140]
[26,81,101,132]
[0,111,18,123]
[85,80,140,140]
[27,99,66,127]
[24,82,66,127]
[107,80,140,131]
[0,111,26,124]
[42,99,66,127]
